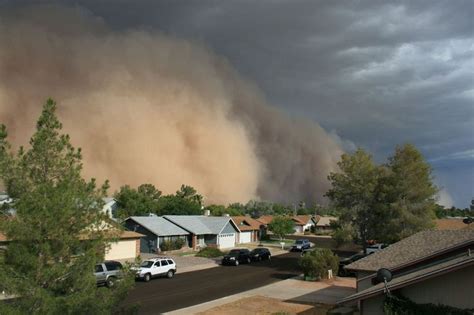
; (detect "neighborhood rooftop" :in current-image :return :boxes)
[128,216,189,236]
[163,215,238,235]
[346,229,474,272]
[340,253,474,304]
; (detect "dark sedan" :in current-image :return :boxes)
[249,248,271,262]
[338,253,367,276]
[222,249,251,266]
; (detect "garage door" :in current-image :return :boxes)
[218,233,236,249]
[105,239,137,260]
[239,231,252,243]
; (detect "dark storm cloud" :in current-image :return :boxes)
[2,0,473,206]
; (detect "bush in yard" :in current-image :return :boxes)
[160,239,186,251]
[299,248,339,280]
[332,223,355,247]
[195,247,224,258]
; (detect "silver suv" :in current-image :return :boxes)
[95,260,123,288]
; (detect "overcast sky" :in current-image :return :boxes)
[3,0,473,207]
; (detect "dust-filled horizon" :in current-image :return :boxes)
[0,5,343,205]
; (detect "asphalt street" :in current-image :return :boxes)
[122,252,301,314]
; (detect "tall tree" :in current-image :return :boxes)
[326,149,381,252]
[379,144,437,242]
[114,183,162,218]
[0,99,132,314]
[268,216,294,240]
[176,184,203,206]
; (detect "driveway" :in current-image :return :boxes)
[122,252,301,314]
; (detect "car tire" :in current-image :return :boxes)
[166,270,174,279]
[144,273,151,282]
[268,255,271,261]
[235,260,239,266]
[258,256,262,261]
[247,257,251,264]
[106,277,116,288]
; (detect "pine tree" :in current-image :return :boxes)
[0,99,133,314]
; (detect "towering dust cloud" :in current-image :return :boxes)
[0,6,343,204]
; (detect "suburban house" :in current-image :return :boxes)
[232,216,262,243]
[163,215,240,250]
[292,215,316,233]
[256,215,274,227]
[339,229,474,314]
[103,230,144,261]
[124,216,191,253]
[101,197,119,218]
[314,215,337,233]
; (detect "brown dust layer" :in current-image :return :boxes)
[0,5,343,204]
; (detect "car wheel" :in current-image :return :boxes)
[268,255,271,261]
[258,256,262,261]
[235,260,239,266]
[247,257,251,264]
[144,273,151,282]
[166,270,174,279]
[106,277,116,288]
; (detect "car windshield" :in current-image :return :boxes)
[140,261,154,268]
[295,241,303,244]
[228,250,240,256]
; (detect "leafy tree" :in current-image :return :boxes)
[114,183,161,218]
[299,248,339,280]
[377,144,437,243]
[268,216,294,240]
[156,194,202,216]
[0,99,132,314]
[176,184,203,206]
[332,223,356,247]
[206,204,243,216]
[326,149,381,252]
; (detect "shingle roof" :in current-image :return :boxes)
[340,254,474,304]
[163,215,237,235]
[292,215,313,225]
[346,229,474,272]
[128,216,190,236]
[256,215,273,225]
[315,216,338,227]
[232,216,261,231]
[435,218,468,230]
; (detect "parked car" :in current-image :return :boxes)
[95,260,123,288]
[134,257,177,282]
[222,249,251,266]
[338,253,367,276]
[249,248,271,261]
[290,239,311,252]
[366,243,388,255]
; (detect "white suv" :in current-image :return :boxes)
[135,257,177,282]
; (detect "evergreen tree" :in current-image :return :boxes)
[0,99,132,314]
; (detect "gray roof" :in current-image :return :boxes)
[340,254,474,304]
[128,216,190,236]
[346,229,474,272]
[163,215,238,235]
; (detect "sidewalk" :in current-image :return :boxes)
[165,276,356,315]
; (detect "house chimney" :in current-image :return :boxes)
[223,213,230,217]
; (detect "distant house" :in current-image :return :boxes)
[104,230,144,261]
[101,197,119,218]
[232,216,262,243]
[124,216,191,253]
[339,229,474,314]
[292,215,316,234]
[314,215,337,233]
[256,215,274,227]
[163,215,240,250]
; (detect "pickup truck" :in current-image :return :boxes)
[94,260,123,288]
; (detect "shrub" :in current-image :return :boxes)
[160,238,186,251]
[195,247,224,258]
[299,248,339,280]
[332,224,355,247]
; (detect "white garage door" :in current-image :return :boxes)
[218,233,236,249]
[105,239,137,260]
[239,231,252,243]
